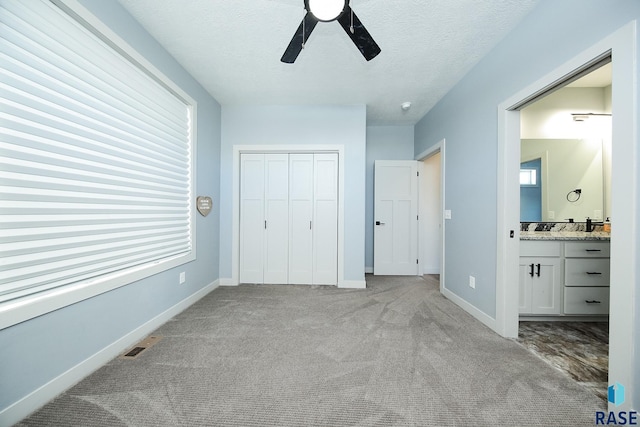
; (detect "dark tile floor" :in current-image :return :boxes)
[518,321,609,402]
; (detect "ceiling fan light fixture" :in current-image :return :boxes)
[306,0,347,22]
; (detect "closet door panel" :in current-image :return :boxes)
[313,153,338,285]
[239,154,265,283]
[288,154,313,284]
[263,154,290,284]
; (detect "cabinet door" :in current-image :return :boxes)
[531,258,562,315]
[240,154,265,283]
[519,256,562,315]
[263,154,289,284]
[313,153,338,285]
[289,154,313,284]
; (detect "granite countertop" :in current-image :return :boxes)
[520,231,611,241]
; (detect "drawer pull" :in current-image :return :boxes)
[529,263,534,277]
[586,272,602,275]
[536,263,541,277]
[585,249,602,252]
[585,300,602,304]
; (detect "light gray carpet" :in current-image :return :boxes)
[18,275,604,426]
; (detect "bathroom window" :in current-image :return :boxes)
[520,168,538,186]
[0,0,196,327]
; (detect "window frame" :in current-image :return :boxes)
[0,0,197,330]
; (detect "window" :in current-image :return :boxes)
[519,168,537,186]
[0,0,195,326]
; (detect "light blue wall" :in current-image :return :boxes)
[365,126,415,270]
[0,0,221,417]
[220,105,367,282]
[414,0,639,409]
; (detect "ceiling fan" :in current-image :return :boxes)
[281,0,381,63]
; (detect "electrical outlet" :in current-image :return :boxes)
[548,211,555,220]
[469,275,476,289]
[594,210,602,220]
[179,272,186,284]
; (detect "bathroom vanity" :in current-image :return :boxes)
[519,227,610,319]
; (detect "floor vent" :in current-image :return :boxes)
[120,336,162,359]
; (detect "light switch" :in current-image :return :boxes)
[444,210,452,220]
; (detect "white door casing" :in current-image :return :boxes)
[374,160,419,275]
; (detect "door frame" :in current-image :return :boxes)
[416,139,446,294]
[496,22,637,410]
[231,145,346,287]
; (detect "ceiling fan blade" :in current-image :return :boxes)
[281,12,318,63]
[337,7,381,61]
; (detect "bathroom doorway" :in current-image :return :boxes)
[514,61,612,402]
[417,139,445,293]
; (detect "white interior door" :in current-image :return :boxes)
[239,154,265,283]
[374,160,419,275]
[289,154,313,284]
[312,153,338,284]
[263,154,289,284]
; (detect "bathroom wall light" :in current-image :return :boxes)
[571,112,612,122]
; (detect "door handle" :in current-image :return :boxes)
[536,263,541,277]
[375,221,385,225]
[586,272,602,275]
[585,300,602,304]
[529,263,534,277]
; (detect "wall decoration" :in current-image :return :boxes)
[196,196,212,217]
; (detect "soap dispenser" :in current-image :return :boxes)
[604,217,611,233]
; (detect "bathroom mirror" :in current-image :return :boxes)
[520,138,605,222]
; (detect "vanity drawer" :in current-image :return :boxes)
[564,259,610,286]
[564,241,610,258]
[564,287,610,315]
[520,241,561,257]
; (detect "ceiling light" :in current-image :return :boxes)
[306,0,347,22]
[401,102,412,111]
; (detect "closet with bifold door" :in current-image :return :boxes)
[239,152,338,285]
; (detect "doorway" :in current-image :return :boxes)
[496,22,637,410]
[515,62,612,401]
[417,139,446,293]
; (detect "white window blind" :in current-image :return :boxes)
[0,0,193,304]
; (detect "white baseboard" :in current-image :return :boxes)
[364,267,373,274]
[338,279,367,289]
[441,286,496,331]
[422,267,440,275]
[0,279,220,427]
[219,278,238,286]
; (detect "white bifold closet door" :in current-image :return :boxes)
[288,153,338,285]
[311,153,338,284]
[240,152,338,285]
[239,153,289,284]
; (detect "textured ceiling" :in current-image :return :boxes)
[116,0,539,125]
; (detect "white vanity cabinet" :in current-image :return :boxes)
[519,241,563,315]
[563,241,610,315]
